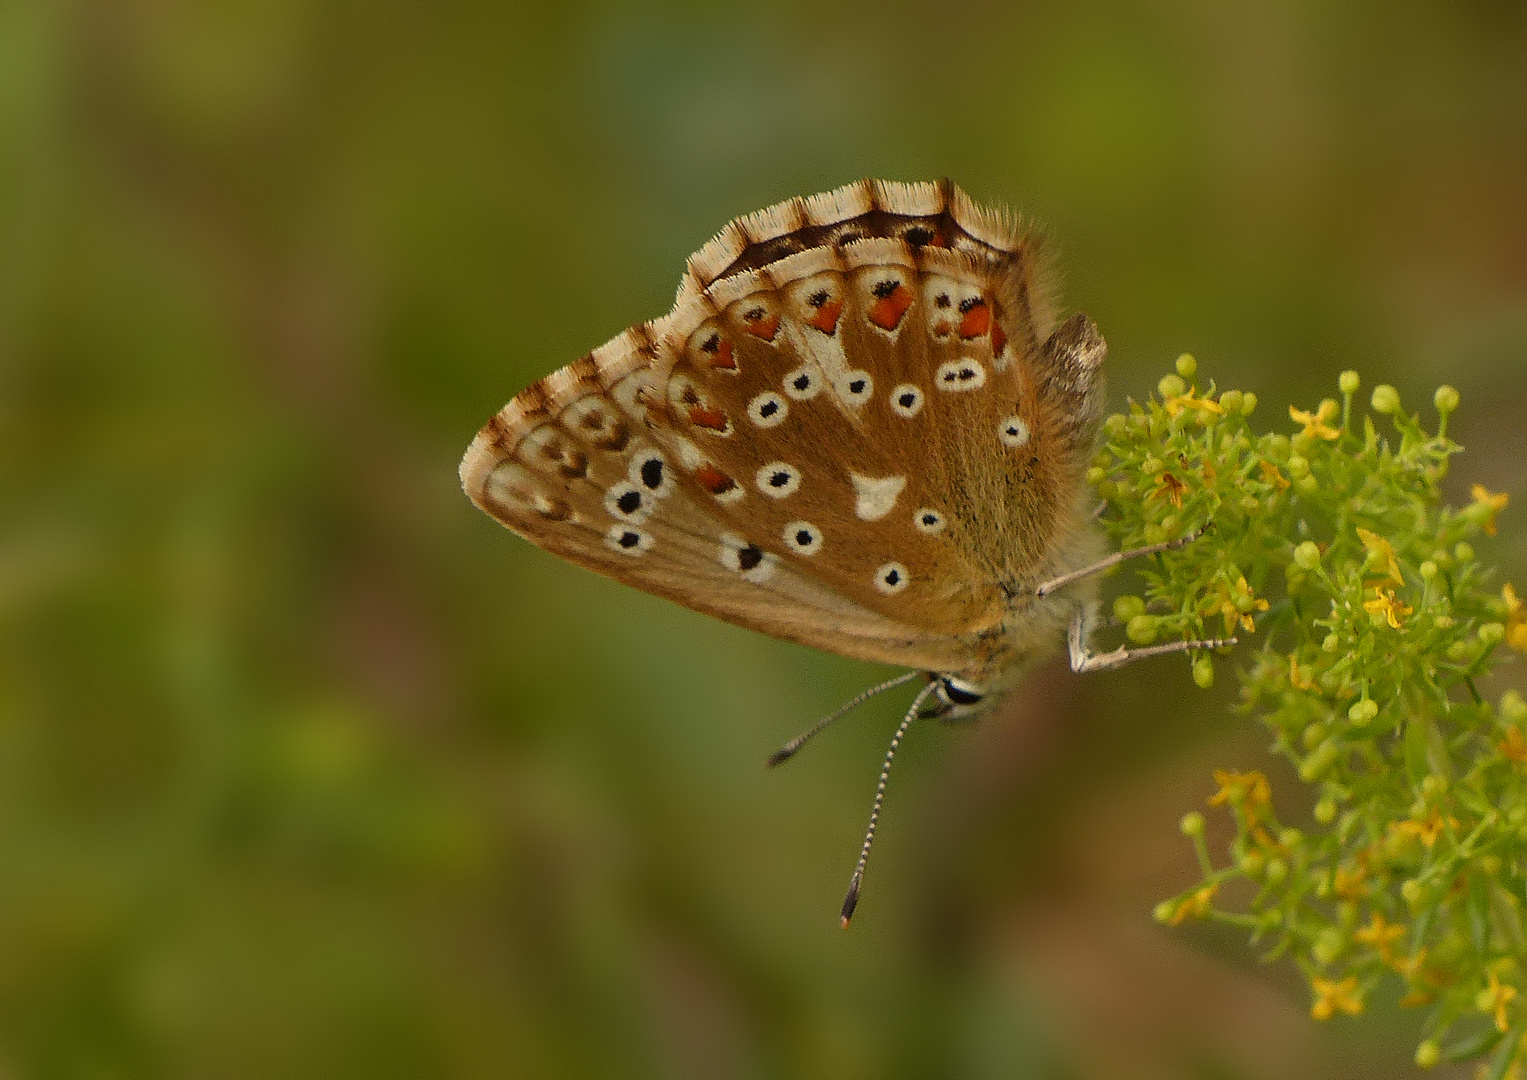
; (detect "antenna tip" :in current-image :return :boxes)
[840,880,861,928]
[766,747,795,768]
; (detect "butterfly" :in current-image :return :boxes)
[460,179,1232,925]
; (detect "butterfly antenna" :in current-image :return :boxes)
[840,679,939,929]
[766,671,923,768]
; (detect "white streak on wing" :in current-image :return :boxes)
[851,474,906,521]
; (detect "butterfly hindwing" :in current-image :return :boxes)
[461,179,1108,677]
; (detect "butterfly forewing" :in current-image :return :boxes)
[461,179,1106,677]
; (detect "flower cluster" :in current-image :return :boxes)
[1096,356,1525,1073]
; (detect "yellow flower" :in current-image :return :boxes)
[1201,575,1270,635]
[1163,387,1225,418]
[1500,726,1527,765]
[1364,586,1413,629]
[1356,527,1404,585]
[1258,460,1291,491]
[1209,769,1272,820]
[1290,400,1342,441]
[1311,976,1364,1020]
[1472,484,1509,536]
[1480,967,1518,1033]
[1168,882,1218,925]
[1151,471,1187,509]
[1353,912,1405,960]
[1392,810,1446,849]
[1393,947,1429,981]
[1504,584,1527,652]
[1289,654,1317,691]
[1334,863,1369,901]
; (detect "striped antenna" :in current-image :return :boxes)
[766,671,923,768]
[840,678,940,928]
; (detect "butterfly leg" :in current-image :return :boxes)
[1067,601,1235,674]
[1035,525,1209,598]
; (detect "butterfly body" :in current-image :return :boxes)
[461,179,1109,705]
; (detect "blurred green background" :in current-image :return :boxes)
[3,2,1526,1077]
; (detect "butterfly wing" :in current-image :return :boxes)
[461,180,1106,675]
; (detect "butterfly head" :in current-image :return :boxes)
[921,673,990,721]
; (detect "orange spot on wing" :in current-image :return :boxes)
[990,322,1007,356]
[694,464,736,495]
[743,314,779,341]
[707,339,736,370]
[868,286,913,331]
[688,405,728,431]
[958,301,991,339]
[932,319,952,337]
[807,299,843,335]
[930,231,949,248]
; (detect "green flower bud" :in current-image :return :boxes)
[1240,392,1258,416]
[1312,928,1345,965]
[1218,389,1244,415]
[1455,542,1475,563]
[1180,811,1206,837]
[1371,384,1401,414]
[1104,413,1128,438]
[1348,699,1379,725]
[1414,1040,1440,1069]
[1193,654,1215,689]
[1238,849,1265,876]
[1322,633,1341,653]
[1401,878,1427,907]
[1433,614,1455,629]
[1140,455,1163,476]
[1176,353,1198,380]
[1086,466,1107,485]
[1501,690,1527,724]
[1286,455,1310,480]
[1314,797,1337,824]
[1127,614,1160,645]
[1158,374,1186,399]
[1113,595,1146,623]
[1419,560,1438,581]
[1433,385,1459,415]
[1479,621,1506,646]
[1294,541,1322,570]
[1298,741,1339,782]
[1264,857,1287,884]
[1152,900,1176,924]
[1339,370,1360,396]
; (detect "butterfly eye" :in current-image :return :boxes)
[604,525,653,555]
[914,507,945,534]
[940,677,984,706]
[756,462,801,498]
[874,562,910,595]
[889,384,924,419]
[782,520,823,556]
[747,391,789,428]
[837,370,874,405]
[782,366,821,401]
[998,415,1030,447]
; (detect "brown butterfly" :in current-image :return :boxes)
[460,179,1231,924]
